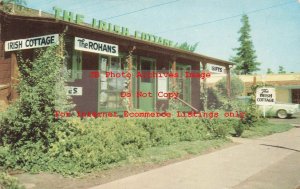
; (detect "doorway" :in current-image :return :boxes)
[292,89,300,104]
[138,57,156,111]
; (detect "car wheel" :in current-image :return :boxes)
[277,109,288,119]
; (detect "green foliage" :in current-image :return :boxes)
[216,76,244,98]
[233,121,245,137]
[266,68,273,74]
[278,66,286,74]
[231,14,260,75]
[0,117,238,175]
[167,83,183,115]
[240,103,262,127]
[0,172,25,189]
[0,44,74,147]
[207,88,223,109]
[2,0,26,5]
[1,0,27,13]
[241,122,293,138]
[175,42,199,52]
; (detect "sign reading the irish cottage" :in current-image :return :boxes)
[256,87,276,105]
[4,34,59,52]
[53,7,174,48]
[74,37,118,56]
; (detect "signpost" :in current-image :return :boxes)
[256,87,276,117]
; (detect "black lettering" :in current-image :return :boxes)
[103,44,107,52]
[107,45,111,52]
[111,46,116,53]
[89,42,93,49]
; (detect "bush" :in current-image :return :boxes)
[216,76,244,98]
[0,172,25,189]
[0,117,237,175]
[207,88,223,109]
[233,121,245,137]
[0,44,74,148]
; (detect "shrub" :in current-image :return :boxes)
[0,172,25,189]
[0,44,74,148]
[233,121,245,137]
[207,87,223,109]
[1,117,237,175]
[216,76,244,98]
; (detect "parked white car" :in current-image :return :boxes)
[258,103,300,119]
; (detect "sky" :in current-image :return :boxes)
[25,0,300,74]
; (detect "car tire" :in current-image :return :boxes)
[277,109,288,119]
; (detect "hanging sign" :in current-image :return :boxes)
[208,64,225,74]
[66,86,83,96]
[74,37,118,56]
[5,34,59,52]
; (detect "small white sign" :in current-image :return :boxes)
[256,87,276,105]
[157,74,168,99]
[66,86,83,96]
[208,64,225,74]
[5,34,59,52]
[74,37,118,56]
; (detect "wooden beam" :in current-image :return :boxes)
[171,56,176,89]
[201,61,208,111]
[226,65,231,98]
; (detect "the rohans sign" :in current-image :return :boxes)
[74,37,118,56]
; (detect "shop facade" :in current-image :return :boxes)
[0,6,233,114]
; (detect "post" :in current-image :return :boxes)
[10,53,18,101]
[201,61,207,111]
[261,74,266,118]
[127,46,136,110]
[171,56,176,89]
[226,65,231,98]
[0,23,4,60]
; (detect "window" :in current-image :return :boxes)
[98,55,129,110]
[65,37,82,80]
[174,64,191,104]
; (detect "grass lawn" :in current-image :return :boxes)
[128,138,231,164]
[10,139,233,189]
[4,121,294,189]
[241,122,294,138]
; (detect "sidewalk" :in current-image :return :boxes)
[89,126,300,189]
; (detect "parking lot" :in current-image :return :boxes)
[268,112,300,125]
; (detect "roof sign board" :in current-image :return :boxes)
[208,64,225,74]
[5,34,59,52]
[74,37,118,56]
[256,87,276,105]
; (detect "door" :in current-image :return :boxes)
[292,89,300,104]
[138,58,156,111]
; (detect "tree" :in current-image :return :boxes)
[278,66,286,74]
[231,14,260,75]
[267,68,273,74]
[216,76,244,98]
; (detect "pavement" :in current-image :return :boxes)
[89,125,300,189]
